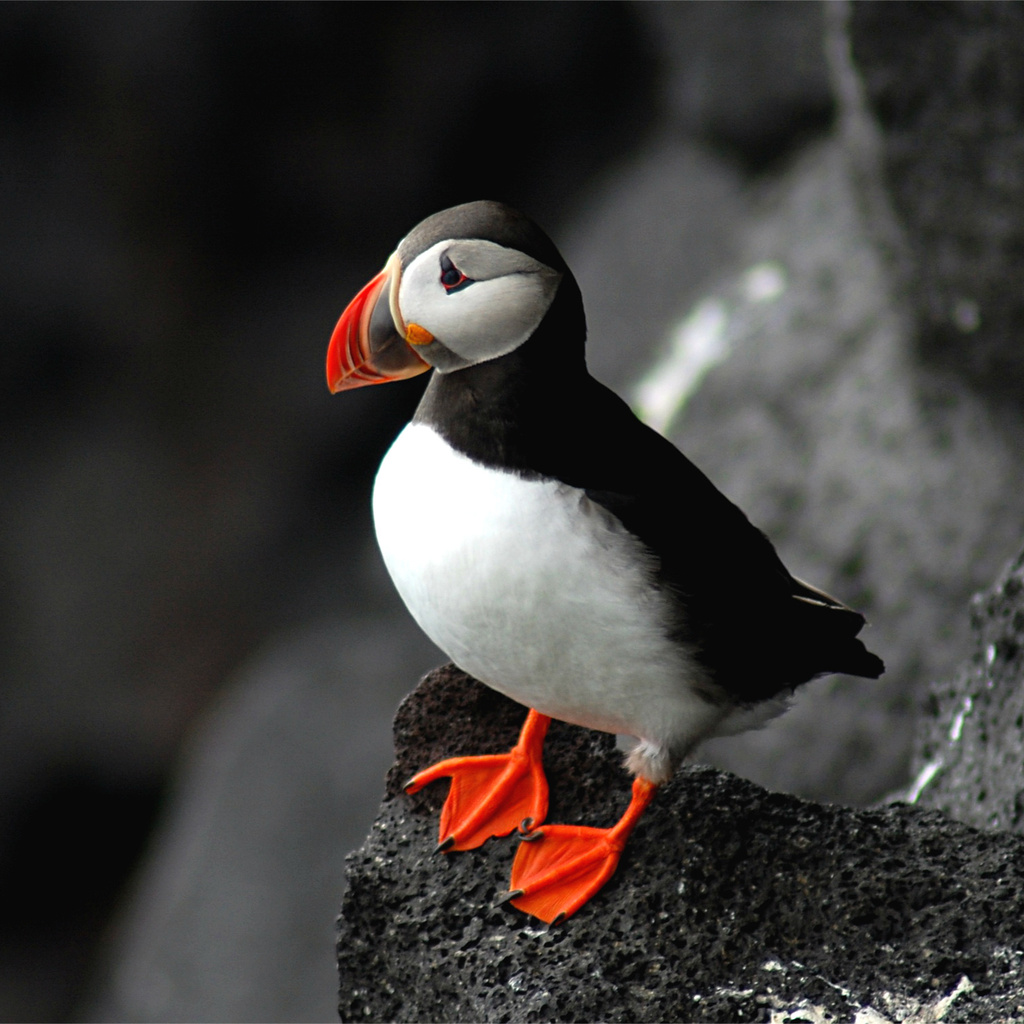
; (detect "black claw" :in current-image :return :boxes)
[519,817,534,833]
[402,777,417,792]
[435,836,456,854]
[550,912,567,927]
[519,828,544,842]
[495,888,525,908]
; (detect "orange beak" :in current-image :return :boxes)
[326,253,431,393]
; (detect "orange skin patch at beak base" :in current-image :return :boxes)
[405,323,435,346]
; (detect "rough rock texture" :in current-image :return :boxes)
[909,545,1024,834]
[338,667,1024,1023]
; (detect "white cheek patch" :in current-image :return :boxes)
[415,274,556,363]
[399,239,561,366]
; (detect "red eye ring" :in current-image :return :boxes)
[440,253,473,293]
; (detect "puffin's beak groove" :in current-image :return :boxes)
[326,253,430,393]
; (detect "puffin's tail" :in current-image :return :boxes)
[789,576,885,679]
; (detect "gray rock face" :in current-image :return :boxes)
[849,1,1024,395]
[909,546,1024,834]
[338,666,1024,1023]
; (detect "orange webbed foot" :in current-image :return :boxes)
[505,776,658,924]
[405,708,551,852]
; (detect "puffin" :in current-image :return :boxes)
[326,200,884,925]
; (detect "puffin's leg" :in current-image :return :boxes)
[404,708,551,852]
[504,776,658,924]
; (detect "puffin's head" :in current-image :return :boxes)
[326,201,565,392]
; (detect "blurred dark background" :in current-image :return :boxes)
[4,2,1024,1021]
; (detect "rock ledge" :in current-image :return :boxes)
[338,666,1024,1023]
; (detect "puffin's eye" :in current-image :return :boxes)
[440,254,472,293]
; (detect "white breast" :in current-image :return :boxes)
[372,422,724,762]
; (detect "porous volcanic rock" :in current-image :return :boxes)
[337,666,1024,1023]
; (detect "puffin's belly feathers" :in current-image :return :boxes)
[373,423,720,748]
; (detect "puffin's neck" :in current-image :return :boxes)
[412,274,589,475]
